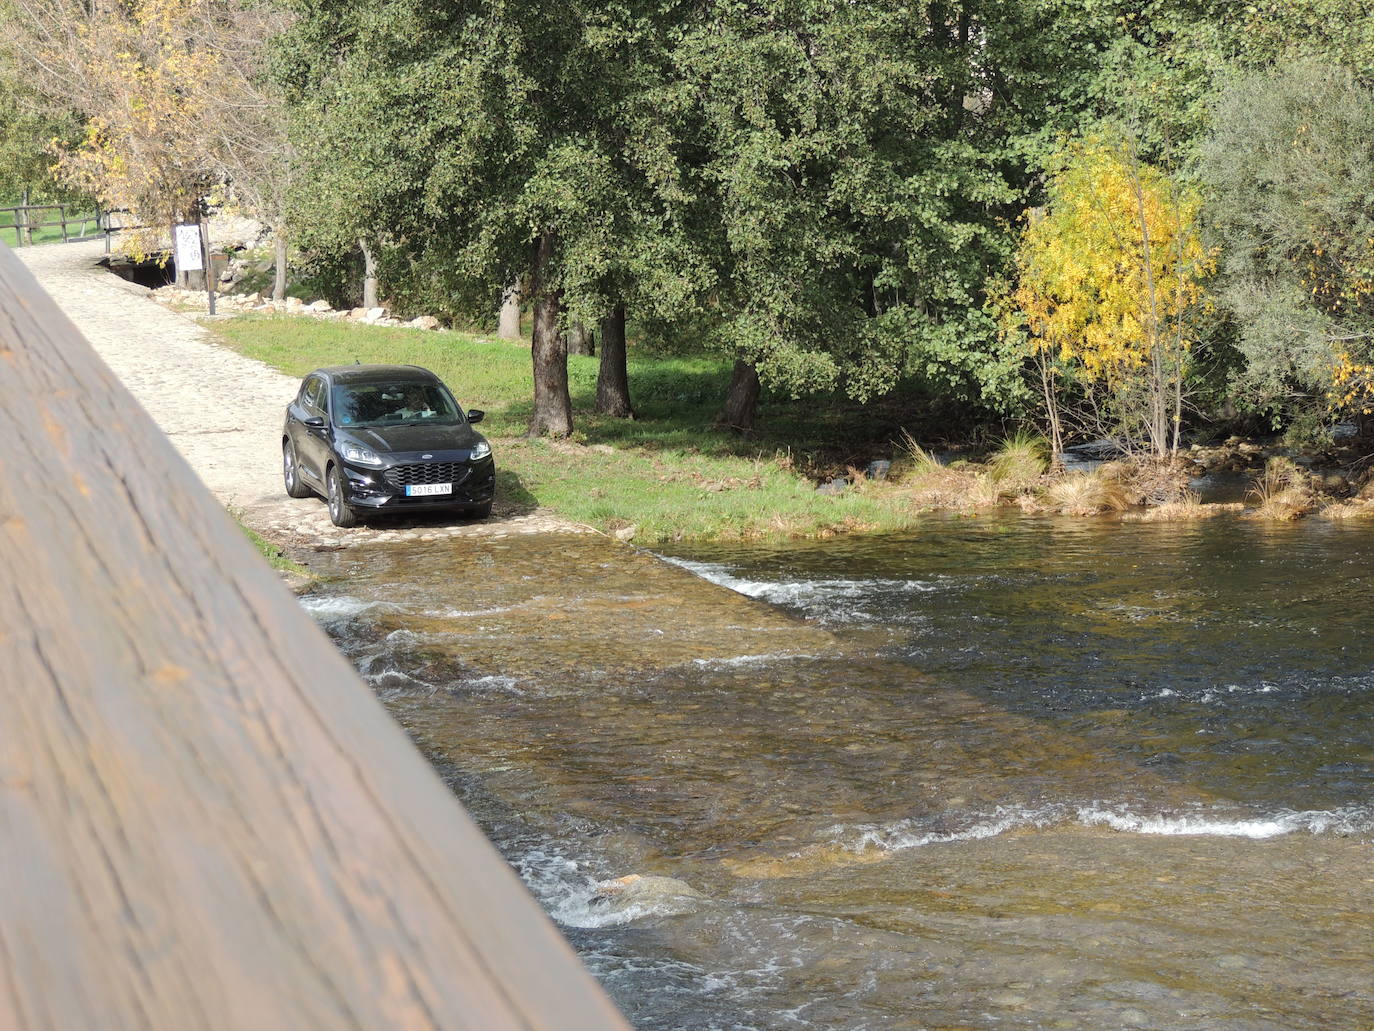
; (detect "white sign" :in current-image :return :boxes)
[173,223,204,272]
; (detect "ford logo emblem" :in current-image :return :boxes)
[421,454,433,459]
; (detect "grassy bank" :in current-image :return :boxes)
[212,315,919,542]
[234,510,315,580]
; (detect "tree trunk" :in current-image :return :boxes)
[272,229,288,302]
[19,189,31,246]
[1039,350,1066,472]
[528,233,573,437]
[567,319,595,356]
[596,303,634,418]
[360,237,378,309]
[715,359,761,433]
[498,277,522,339]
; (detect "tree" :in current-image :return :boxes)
[5,0,296,292]
[670,0,1038,429]
[0,47,82,206]
[1011,134,1213,460]
[596,304,633,418]
[5,0,219,252]
[194,1,298,299]
[1200,61,1374,418]
[277,0,719,436]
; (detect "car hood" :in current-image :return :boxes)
[344,422,483,453]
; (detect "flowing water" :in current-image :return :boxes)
[304,515,1374,1029]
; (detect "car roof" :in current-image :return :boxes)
[312,364,443,386]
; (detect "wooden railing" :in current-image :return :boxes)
[0,242,629,1030]
[0,202,103,245]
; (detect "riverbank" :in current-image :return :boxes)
[210,311,1374,541]
[210,313,925,543]
[20,240,1370,557]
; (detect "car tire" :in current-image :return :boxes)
[327,463,360,527]
[283,439,313,498]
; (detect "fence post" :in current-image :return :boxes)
[19,189,30,246]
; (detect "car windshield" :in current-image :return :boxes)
[330,382,464,428]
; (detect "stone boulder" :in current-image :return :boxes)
[591,874,705,920]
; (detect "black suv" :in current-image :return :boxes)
[282,365,495,527]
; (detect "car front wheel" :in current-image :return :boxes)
[283,439,313,498]
[327,464,360,527]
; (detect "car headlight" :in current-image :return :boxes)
[341,442,383,466]
[469,440,491,461]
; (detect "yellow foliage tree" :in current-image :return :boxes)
[34,0,224,253]
[10,0,294,288]
[1012,136,1214,462]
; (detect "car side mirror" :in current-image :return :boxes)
[466,409,485,423]
[304,416,326,428]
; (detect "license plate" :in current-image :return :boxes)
[406,483,451,497]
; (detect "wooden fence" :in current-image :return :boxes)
[0,202,103,245]
[0,242,629,1030]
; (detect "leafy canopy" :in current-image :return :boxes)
[1200,60,1374,411]
[1011,134,1213,453]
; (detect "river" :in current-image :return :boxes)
[303,514,1374,1029]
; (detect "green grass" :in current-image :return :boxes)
[233,510,314,579]
[212,314,922,542]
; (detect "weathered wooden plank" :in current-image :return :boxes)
[0,243,630,1030]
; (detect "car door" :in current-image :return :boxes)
[294,376,331,487]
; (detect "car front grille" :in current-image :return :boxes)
[385,462,469,488]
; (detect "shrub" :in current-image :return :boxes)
[895,432,1002,510]
[1123,493,1242,522]
[1044,470,1134,515]
[1318,500,1374,520]
[1245,457,1316,520]
[988,430,1048,491]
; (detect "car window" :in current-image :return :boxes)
[331,382,464,428]
[301,376,324,412]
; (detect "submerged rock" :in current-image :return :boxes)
[592,874,706,918]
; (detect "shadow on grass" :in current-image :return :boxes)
[494,371,995,477]
[493,467,539,517]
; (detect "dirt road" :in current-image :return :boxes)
[15,240,584,548]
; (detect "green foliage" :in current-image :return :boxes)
[274,0,1127,414]
[1199,61,1374,410]
[0,47,83,201]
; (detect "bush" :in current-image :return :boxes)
[1044,470,1133,516]
[1245,457,1316,520]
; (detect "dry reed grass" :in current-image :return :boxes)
[1244,457,1316,520]
[1044,470,1134,515]
[1318,499,1374,520]
[893,432,1005,510]
[1122,493,1243,522]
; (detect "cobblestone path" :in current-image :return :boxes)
[15,240,586,548]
